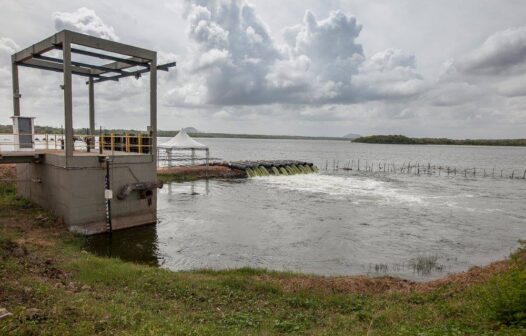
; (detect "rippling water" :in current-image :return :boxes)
[86,139,526,281]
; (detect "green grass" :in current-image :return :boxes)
[0,182,525,335]
[157,173,199,183]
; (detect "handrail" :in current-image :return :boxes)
[0,132,153,154]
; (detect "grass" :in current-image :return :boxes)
[0,182,525,335]
[157,173,199,183]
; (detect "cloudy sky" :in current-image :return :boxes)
[1,0,525,138]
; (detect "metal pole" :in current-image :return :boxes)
[63,35,74,160]
[88,77,95,150]
[105,157,113,235]
[150,54,157,162]
[11,56,20,117]
[205,148,209,178]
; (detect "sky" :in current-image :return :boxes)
[0,0,525,138]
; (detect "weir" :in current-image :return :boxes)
[226,160,318,177]
[5,30,176,235]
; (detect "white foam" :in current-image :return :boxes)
[255,174,426,205]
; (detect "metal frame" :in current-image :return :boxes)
[11,30,176,166]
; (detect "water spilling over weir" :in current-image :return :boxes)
[226,160,318,178]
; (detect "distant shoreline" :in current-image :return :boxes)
[175,132,349,141]
[0,124,350,141]
[2,123,524,145]
[352,135,526,147]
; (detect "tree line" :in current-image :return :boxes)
[352,135,526,146]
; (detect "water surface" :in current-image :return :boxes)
[87,139,526,280]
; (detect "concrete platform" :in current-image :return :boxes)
[15,150,159,235]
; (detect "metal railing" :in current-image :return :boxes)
[0,132,152,154]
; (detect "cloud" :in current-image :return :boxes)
[0,37,19,59]
[0,38,19,89]
[352,48,425,101]
[424,81,486,107]
[53,7,119,41]
[166,2,425,107]
[456,26,526,76]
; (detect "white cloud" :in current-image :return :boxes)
[53,7,119,41]
[166,2,425,107]
[1,1,525,137]
[456,26,526,76]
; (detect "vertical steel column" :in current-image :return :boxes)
[89,77,95,136]
[149,54,157,161]
[62,35,74,160]
[11,55,20,117]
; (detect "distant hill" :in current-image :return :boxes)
[343,133,361,139]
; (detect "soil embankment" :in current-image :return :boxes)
[156,164,245,182]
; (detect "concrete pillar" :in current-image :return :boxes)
[62,36,74,161]
[11,56,20,117]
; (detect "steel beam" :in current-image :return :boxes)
[92,57,149,75]
[89,78,95,136]
[19,58,95,77]
[67,30,155,60]
[150,54,157,160]
[33,54,127,75]
[92,62,175,83]
[13,32,63,62]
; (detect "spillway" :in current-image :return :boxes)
[226,160,318,178]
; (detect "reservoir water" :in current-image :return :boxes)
[86,138,526,281]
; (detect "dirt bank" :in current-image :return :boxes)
[157,164,246,182]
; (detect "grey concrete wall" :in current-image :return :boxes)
[17,153,158,235]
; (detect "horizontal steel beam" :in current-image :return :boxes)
[69,47,150,68]
[18,58,98,78]
[33,54,128,75]
[92,62,176,84]
[13,31,64,63]
[66,30,155,60]
[92,57,149,75]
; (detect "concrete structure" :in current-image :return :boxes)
[9,30,175,234]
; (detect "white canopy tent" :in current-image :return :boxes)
[158,129,209,167]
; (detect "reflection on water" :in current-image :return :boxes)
[166,179,210,196]
[84,224,162,266]
[84,181,210,265]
